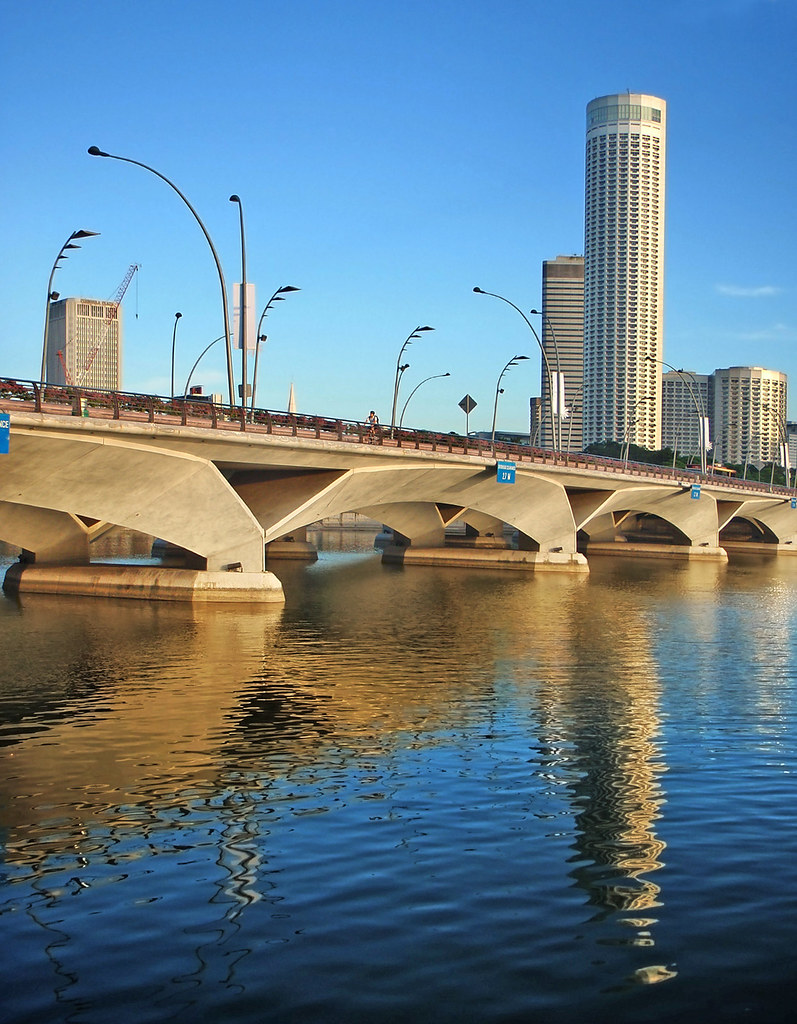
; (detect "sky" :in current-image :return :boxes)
[2,0,795,433]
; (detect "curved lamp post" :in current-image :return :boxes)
[390,326,434,436]
[229,194,248,413]
[622,394,654,467]
[183,335,224,398]
[398,372,450,430]
[251,285,300,419]
[87,146,235,408]
[646,355,707,474]
[170,312,182,398]
[491,355,530,449]
[473,288,556,454]
[41,229,100,382]
[529,308,563,450]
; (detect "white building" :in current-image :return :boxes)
[540,255,584,451]
[583,93,666,450]
[46,296,122,391]
[712,366,787,467]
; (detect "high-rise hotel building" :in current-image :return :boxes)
[583,93,666,449]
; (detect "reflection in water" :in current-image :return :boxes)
[1,541,796,1022]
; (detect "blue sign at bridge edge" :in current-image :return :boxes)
[691,484,701,500]
[0,413,9,455]
[496,460,516,484]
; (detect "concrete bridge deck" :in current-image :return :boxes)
[2,378,796,600]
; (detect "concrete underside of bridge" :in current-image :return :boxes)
[2,412,796,599]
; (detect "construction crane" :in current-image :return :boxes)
[64,264,139,387]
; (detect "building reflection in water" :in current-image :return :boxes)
[1,544,745,1008]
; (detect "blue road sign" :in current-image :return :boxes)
[0,413,9,454]
[791,497,796,509]
[497,460,516,484]
[691,484,701,500]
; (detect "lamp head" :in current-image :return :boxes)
[229,194,241,204]
[530,308,540,315]
[417,325,434,332]
[71,229,100,239]
[175,312,182,320]
[473,286,484,293]
[87,146,110,157]
[49,291,60,302]
[278,286,300,293]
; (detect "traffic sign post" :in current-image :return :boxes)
[691,484,701,500]
[0,413,9,455]
[459,394,477,437]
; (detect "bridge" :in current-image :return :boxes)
[2,378,796,601]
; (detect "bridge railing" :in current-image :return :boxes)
[1,376,792,498]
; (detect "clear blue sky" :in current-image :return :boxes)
[2,0,795,432]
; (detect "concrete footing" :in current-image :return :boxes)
[721,541,797,556]
[583,541,728,561]
[265,540,319,561]
[381,545,589,572]
[2,562,285,603]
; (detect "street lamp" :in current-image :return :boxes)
[529,308,563,450]
[87,145,235,408]
[170,312,182,398]
[41,229,100,383]
[183,335,224,398]
[398,372,450,430]
[491,355,530,448]
[646,355,707,474]
[622,395,654,467]
[229,194,248,413]
[390,326,434,436]
[473,288,557,453]
[251,285,300,419]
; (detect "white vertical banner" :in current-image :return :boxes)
[550,372,566,417]
[780,442,790,472]
[699,416,712,452]
[232,282,257,351]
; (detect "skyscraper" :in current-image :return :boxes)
[661,371,712,459]
[712,366,787,466]
[583,93,666,450]
[46,296,123,391]
[540,255,584,451]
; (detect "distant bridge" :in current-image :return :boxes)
[2,378,796,597]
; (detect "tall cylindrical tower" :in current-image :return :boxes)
[583,93,666,450]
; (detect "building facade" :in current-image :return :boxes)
[540,255,584,451]
[661,371,712,460]
[46,296,122,391]
[583,93,666,450]
[712,366,788,466]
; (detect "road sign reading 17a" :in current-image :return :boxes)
[497,460,516,484]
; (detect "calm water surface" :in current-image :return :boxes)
[1,534,796,1023]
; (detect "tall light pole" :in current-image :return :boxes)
[229,194,248,414]
[491,355,529,449]
[41,229,100,383]
[87,146,235,408]
[398,372,450,430]
[251,285,300,419]
[183,335,224,398]
[390,326,434,436]
[170,312,182,398]
[622,395,654,466]
[530,308,563,451]
[473,288,557,453]
[646,355,707,474]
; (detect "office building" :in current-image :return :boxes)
[712,366,787,466]
[540,255,584,451]
[583,93,666,450]
[46,296,122,391]
[661,371,712,459]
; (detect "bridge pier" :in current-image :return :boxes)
[2,562,285,603]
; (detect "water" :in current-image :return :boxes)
[1,535,796,1023]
